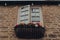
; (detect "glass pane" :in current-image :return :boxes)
[31,17,40,21]
[31,8,40,22]
[31,8,39,13]
[20,16,28,20]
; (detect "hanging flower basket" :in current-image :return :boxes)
[14,23,45,39]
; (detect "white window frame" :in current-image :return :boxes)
[17,5,44,27]
[31,6,44,27]
[17,5,30,24]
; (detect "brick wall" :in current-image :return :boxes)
[42,5,60,40]
[0,5,60,40]
[0,6,18,40]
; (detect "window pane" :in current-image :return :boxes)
[31,8,40,22]
[20,15,28,20]
[31,8,39,13]
[31,17,40,21]
[31,13,40,16]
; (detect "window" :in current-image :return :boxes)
[31,8,40,22]
[17,5,30,24]
[17,5,44,26]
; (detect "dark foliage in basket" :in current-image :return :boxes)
[14,23,45,39]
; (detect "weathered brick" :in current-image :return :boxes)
[0,38,8,40]
[52,39,60,40]
[0,32,8,36]
[48,34,57,38]
[0,36,8,38]
[42,5,60,39]
[0,27,8,32]
[0,5,60,40]
[44,39,51,40]
[0,6,18,40]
